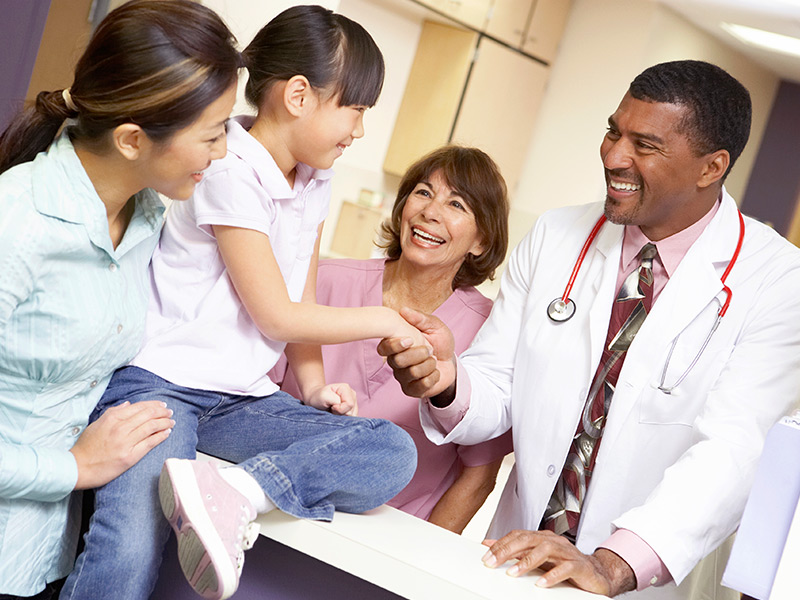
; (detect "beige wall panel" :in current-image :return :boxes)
[383,21,477,176]
[451,37,549,195]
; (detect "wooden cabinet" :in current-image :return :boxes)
[383,19,549,194]
[420,0,492,30]
[484,0,532,48]
[522,0,573,62]
[450,36,549,194]
[383,21,478,177]
[329,201,386,259]
[484,0,573,63]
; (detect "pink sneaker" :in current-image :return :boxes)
[159,459,260,600]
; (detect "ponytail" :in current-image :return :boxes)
[0,0,240,176]
[0,89,77,174]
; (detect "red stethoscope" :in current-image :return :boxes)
[546,210,746,394]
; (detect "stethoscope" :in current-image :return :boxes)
[547,210,746,393]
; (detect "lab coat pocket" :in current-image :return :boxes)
[639,311,728,426]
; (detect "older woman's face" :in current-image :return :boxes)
[399,170,484,275]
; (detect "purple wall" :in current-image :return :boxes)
[1,0,51,130]
[740,81,800,235]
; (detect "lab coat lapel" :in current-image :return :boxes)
[586,221,624,380]
[600,191,741,448]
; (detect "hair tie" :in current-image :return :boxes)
[62,88,78,113]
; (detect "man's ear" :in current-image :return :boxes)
[283,75,314,117]
[697,149,730,189]
[111,123,148,161]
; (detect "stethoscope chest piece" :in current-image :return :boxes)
[547,298,576,322]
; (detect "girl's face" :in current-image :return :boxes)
[293,91,367,170]
[140,84,236,200]
[398,170,484,276]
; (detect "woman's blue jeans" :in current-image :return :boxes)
[60,366,416,600]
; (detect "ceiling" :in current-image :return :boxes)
[658,0,800,82]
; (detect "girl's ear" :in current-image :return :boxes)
[283,75,313,117]
[112,123,148,161]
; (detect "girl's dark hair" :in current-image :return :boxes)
[242,5,384,109]
[0,0,241,174]
[379,146,510,290]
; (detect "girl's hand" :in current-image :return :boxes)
[394,315,433,354]
[305,382,358,416]
[70,401,175,490]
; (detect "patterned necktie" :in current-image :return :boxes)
[541,243,658,541]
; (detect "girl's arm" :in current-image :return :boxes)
[213,224,429,347]
[283,223,356,415]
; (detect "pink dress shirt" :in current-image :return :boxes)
[275,258,513,520]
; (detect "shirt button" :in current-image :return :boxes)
[109,263,118,272]
[117,324,123,334]
[71,426,81,436]
[547,464,556,476]
[650,576,659,585]
[90,380,98,388]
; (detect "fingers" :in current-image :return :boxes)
[376,335,411,358]
[480,530,614,595]
[398,307,444,334]
[328,383,358,416]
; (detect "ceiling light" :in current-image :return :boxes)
[721,22,800,58]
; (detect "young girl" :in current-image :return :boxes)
[63,6,420,600]
[0,2,240,598]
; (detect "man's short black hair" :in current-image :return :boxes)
[629,60,752,179]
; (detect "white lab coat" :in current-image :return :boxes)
[421,190,800,599]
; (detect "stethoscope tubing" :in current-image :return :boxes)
[548,209,746,392]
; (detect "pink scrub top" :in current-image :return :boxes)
[275,258,512,520]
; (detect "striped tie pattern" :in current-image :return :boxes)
[541,243,657,540]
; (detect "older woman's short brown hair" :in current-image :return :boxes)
[379,145,509,290]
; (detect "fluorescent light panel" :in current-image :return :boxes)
[721,22,800,58]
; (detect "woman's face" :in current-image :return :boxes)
[399,170,484,276]
[140,83,236,200]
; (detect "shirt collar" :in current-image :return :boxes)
[621,195,721,278]
[31,132,164,257]
[227,115,334,199]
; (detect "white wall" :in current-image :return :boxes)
[514,0,779,226]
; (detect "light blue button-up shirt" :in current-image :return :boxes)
[0,134,164,595]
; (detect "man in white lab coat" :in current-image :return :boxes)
[378,60,800,598]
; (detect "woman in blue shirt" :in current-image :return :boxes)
[0,2,240,598]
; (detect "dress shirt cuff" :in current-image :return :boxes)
[423,359,472,433]
[598,528,672,590]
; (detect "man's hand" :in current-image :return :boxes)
[70,400,174,490]
[377,307,456,399]
[481,530,636,597]
[306,382,358,416]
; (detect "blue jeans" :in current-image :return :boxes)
[60,366,416,600]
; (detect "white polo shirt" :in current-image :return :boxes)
[131,116,331,396]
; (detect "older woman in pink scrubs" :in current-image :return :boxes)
[276,145,512,533]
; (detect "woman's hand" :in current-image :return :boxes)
[305,382,358,416]
[70,400,174,490]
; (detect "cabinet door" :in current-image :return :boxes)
[522,0,573,62]
[383,20,477,177]
[329,201,386,260]
[417,0,492,30]
[484,0,534,48]
[451,37,549,195]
